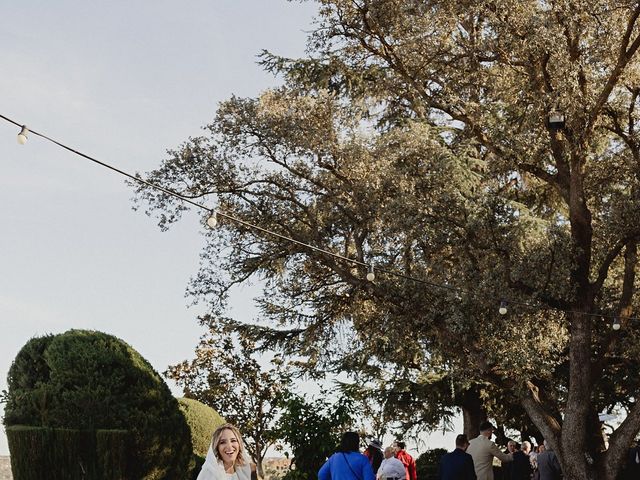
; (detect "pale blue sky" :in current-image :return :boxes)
[0,0,458,457]
[0,0,317,456]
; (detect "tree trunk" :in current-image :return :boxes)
[460,385,487,439]
[256,459,264,480]
[254,442,264,479]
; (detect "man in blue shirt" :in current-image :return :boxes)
[437,434,477,480]
[318,432,376,480]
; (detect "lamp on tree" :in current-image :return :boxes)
[498,300,508,315]
[612,317,621,331]
[548,110,565,130]
[206,210,218,228]
[366,263,375,282]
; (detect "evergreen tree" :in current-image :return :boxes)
[135,2,640,478]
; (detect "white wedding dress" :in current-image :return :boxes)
[196,446,252,480]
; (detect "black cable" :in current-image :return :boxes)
[0,113,636,326]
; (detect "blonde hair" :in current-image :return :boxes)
[211,423,246,466]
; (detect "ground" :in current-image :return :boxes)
[0,457,11,480]
[0,456,294,480]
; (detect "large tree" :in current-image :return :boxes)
[135,1,640,478]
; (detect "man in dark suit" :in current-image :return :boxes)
[437,434,477,480]
[623,441,640,479]
[536,440,562,480]
[510,441,533,480]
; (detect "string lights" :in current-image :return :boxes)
[366,264,375,282]
[498,300,508,315]
[206,210,218,229]
[2,112,637,330]
[17,125,28,145]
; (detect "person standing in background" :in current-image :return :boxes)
[502,441,517,480]
[319,432,376,480]
[377,446,407,480]
[363,439,384,475]
[535,441,561,480]
[394,441,417,480]
[466,422,513,480]
[437,434,477,480]
[510,441,533,480]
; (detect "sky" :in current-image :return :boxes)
[0,0,458,457]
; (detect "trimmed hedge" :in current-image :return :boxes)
[96,429,130,479]
[178,397,225,457]
[416,448,448,480]
[3,329,192,479]
[7,426,129,480]
[178,397,225,479]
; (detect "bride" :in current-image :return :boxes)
[197,423,256,480]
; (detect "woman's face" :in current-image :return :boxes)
[217,428,240,466]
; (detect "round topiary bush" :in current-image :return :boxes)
[416,448,448,480]
[178,397,225,457]
[3,329,192,479]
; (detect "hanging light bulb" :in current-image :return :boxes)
[548,110,566,130]
[366,264,375,282]
[206,210,218,228]
[498,300,508,315]
[17,125,28,145]
[612,317,621,331]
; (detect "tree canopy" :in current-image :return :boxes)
[135,1,640,478]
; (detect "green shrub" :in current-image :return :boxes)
[416,448,448,480]
[7,426,130,480]
[3,329,192,479]
[178,397,225,457]
[7,426,96,480]
[96,429,130,479]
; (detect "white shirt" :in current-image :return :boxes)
[376,457,406,480]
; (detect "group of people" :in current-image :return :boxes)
[319,433,418,480]
[194,424,418,480]
[195,422,640,480]
[437,422,561,480]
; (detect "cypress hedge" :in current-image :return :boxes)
[178,397,225,458]
[96,429,130,479]
[7,426,130,480]
[7,426,92,479]
[178,397,225,479]
[3,329,192,479]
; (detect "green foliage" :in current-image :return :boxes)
[416,448,448,480]
[134,1,640,477]
[275,393,354,480]
[7,426,129,480]
[190,454,206,480]
[7,426,95,480]
[178,397,225,457]
[95,429,130,480]
[3,329,192,479]
[167,328,293,477]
